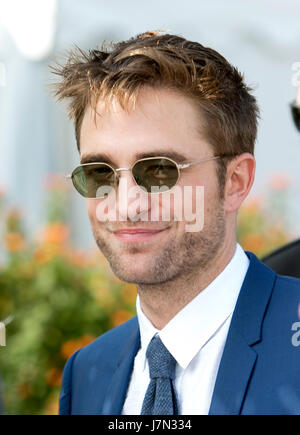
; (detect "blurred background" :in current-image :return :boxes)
[0,0,299,414]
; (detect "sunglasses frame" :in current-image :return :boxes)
[66,155,224,199]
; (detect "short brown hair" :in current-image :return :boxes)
[50,31,259,192]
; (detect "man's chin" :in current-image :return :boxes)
[109,262,156,285]
[94,234,163,281]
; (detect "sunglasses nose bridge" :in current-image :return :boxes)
[114,166,151,220]
[115,167,131,184]
[115,167,131,173]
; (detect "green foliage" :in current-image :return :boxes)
[237,179,291,257]
[0,180,136,414]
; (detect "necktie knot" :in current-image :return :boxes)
[146,335,177,380]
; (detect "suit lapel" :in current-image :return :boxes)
[209,324,257,414]
[209,252,276,415]
[101,321,140,414]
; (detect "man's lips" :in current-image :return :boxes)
[112,227,169,243]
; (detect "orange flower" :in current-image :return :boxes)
[269,172,290,191]
[240,196,262,215]
[60,335,96,360]
[33,245,56,264]
[4,232,26,252]
[45,368,62,387]
[66,249,89,267]
[16,382,33,399]
[39,223,69,246]
[241,234,265,254]
[110,310,133,328]
[121,284,137,304]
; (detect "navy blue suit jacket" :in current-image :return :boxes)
[59,252,300,415]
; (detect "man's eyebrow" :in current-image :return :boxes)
[134,151,189,163]
[80,150,190,165]
[80,153,112,165]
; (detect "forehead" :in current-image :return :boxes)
[79,87,211,164]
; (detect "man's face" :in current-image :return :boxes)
[80,87,227,285]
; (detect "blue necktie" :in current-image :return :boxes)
[141,334,179,415]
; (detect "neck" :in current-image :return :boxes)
[137,238,237,330]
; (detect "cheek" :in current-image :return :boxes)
[192,172,219,206]
[155,190,183,222]
[182,175,220,225]
[86,199,100,221]
[155,186,204,224]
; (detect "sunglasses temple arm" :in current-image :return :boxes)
[179,156,221,169]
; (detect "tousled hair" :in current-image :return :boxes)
[50,31,259,193]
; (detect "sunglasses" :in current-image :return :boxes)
[66,155,227,199]
[291,101,300,132]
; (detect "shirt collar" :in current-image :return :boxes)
[136,243,250,370]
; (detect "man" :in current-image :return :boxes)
[262,83,300,277]
[51,31,300,415]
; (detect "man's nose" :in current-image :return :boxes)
[116,170,150,222]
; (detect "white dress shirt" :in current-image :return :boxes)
[122,243,249,415]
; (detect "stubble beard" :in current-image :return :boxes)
[91,203,226,286]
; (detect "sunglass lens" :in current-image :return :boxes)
[72,164,115,198]
[291,104,300,132]
[132,158,179,192]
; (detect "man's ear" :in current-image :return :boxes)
[223,153,256,213]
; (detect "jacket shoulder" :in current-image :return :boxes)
[75,315,138,363]
[273,273,300,298]
[261,239,300,278]
[59,315,139,415]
